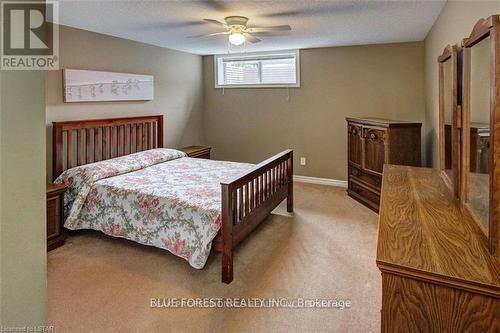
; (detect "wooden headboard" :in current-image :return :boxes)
[53,115,163,180]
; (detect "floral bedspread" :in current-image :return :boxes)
[55,148,253,269]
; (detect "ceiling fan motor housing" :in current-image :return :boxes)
[224,16,249,28]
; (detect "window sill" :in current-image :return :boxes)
[215,84,300,89]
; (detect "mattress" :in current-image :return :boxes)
[55,148,252,269]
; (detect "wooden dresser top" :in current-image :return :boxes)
[46,182,66,196]
[346,117,422,128]
[377,165,500,298]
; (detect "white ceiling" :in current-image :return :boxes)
[58,0,446,55]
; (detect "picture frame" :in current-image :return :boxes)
[63,69,154,102]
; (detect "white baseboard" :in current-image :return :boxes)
[293,175,348,188]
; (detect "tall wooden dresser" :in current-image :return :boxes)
[346,117,421,212]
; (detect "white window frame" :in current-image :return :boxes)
[214,49,300,88]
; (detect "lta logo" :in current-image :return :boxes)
[1,1,59,70]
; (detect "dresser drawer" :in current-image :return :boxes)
[47,196,61,239]
[349,166,382,190]
[46,183,67,251]
[189,151,210,159]
[347,179,380,212]
[363,127,387,175]
[348,124,363,167]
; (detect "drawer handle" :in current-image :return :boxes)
[352,128,358,136]
[370,132,377,140]
[352,169,360,176]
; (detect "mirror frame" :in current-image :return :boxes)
[438,44,460,197]
[462,15,500,258]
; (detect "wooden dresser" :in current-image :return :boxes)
[377,165,500,332]
[346,117,421,212]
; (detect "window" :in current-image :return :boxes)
[215,50,300,88]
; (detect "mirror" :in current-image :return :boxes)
[462,15,500,259]
[467,36,490,234]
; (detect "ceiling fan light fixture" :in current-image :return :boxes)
[229,32,245,45]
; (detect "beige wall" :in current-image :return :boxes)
[424,0,500,168]
[46,25,205,179]
[0,71,47,325]
[203,42,425,180]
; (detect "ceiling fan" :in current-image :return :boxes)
[190,16,291,45]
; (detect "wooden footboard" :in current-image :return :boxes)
[214,149,294,284]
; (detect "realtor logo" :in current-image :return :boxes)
[1,0,59,70]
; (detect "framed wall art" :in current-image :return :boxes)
[63,69,154,102]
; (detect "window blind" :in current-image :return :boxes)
[216,51,299,88]
[224,60,260,85]
[260,57,296,84]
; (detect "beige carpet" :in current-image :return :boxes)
[48,182,380,333]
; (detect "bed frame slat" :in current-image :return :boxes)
[153,122,157,148]
[126,125,131,154]
[245,183,250,215]
[123,125,126,155]
[136,124,140,152]
[118,126,122,156]
[67,130,73,169]
[140,123,145,151]
[76,129,81,166]
[259,176,263,204]
[238,188,243,221]
[110,127,114,158]
[85,129,91,164]
[147,122,152,149]
[94,128,98,162]
[102,127,107,160]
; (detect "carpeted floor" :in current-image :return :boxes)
[48,182,380,333]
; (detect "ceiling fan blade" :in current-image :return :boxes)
[198,1,231,12]
[133,21,205,31]
[244,33,261,44]
[262,10,305,18]
[247,25,291,33]
[162,21,206,29]
[249,31,290,37]
[188,31,229,38]
[262,2,381,18]
[203,19,228,28]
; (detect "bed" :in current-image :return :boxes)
[52,115,293,284]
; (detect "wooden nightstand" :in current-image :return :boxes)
[47,183,67,251]
[181,145,211,159]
